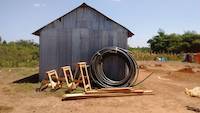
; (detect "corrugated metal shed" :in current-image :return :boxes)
[33,3,134,80]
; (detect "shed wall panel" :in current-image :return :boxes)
[39,6,129,80]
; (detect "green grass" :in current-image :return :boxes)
[11,83,40,93]
[129,48,182,61]
[0,40,39,67]
[0,67,85,98]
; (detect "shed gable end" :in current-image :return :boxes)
[33,3,133,37]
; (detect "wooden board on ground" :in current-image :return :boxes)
[86,88,153,94]
[62,89,153,101]
[98,87,133,91]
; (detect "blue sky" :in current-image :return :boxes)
[0,0,200,47]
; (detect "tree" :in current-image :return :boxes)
[0,35,2,43]
[191,38,200,53]
[2,40,7,45]
[147,29,168,53]
[147,29,200,53]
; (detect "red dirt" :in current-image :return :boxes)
[177,67,195,73]
[0,61,200,113]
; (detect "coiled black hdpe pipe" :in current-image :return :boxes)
[90,47,139,87]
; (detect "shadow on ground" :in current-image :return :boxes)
[13,73,39,83]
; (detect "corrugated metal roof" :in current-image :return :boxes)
[32,3,134,37]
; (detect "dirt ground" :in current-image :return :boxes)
[0,61,200,113]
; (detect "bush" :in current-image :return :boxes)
[0,40,39,67]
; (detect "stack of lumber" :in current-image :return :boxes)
[62,87,153,100]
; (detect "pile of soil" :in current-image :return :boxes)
[139,65,148,70]
[177,67,194,73]
[154,63,162,67]
[164,71,200,82]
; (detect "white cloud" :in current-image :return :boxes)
[33,3,40,7]
[33,3,46,7]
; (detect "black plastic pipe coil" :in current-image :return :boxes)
[90,47,138,87]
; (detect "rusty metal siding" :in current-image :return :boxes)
[39,6,128,80]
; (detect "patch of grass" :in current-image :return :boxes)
[11,83,40,93]
[40,86,84,97]
[0,67,38,80]
[132,51,182,61]
[10,67,38,77]
[70,87,84,93]
[129,48,182,61]
[0,40,39,67]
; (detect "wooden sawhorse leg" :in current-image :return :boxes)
[77,62,92,92]
[61,66,76,90]
[46,70,61,89]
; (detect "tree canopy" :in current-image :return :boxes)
[147,29,200,53]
